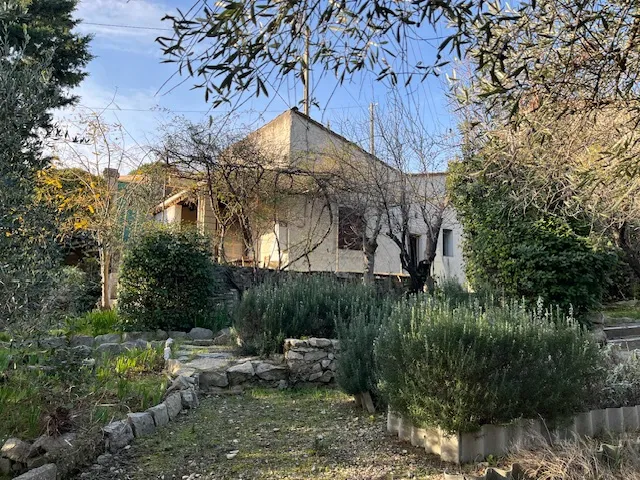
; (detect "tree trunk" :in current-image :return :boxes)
[617,222,640,280]
[363,239,377,285]
[422,217,444,292]
[100,247,111,310]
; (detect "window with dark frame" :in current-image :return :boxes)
[409,234,420,270]
[338,206,364,250]
[442,228,454,257]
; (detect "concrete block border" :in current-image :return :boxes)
[388,404,640,464]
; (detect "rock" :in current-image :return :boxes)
[164,392,183,420]
[226,450,239,459]
[304,351,328,362]
[321,359,332,369]
[154,330,168,341]
[284,339,308,349]
[103,421,134,453]
[277,379,288,390]
[188,327,214,340]
[96,453,113,466]
[328,353,335,360]
[12,464,57,480]
[226,361,255,385]
[26,456,47,470]
[94,333,121,345]
[38,337,67,349]
[121,332,149,342]
[96,343,123,356]
[308,338,332,348]
[30,432,76,459]
[308,371,324,382]
[121,339,149,350]
[71,345,93,357]
[147,403,170,427]
[0,457,11,475]
[213,328,232,345]
[319,370,334,383]
[255,363,288,381]
[1,437,31,462]
[127,412,155,437]
[311,362,322,373]
[167,375,193,394]
[168,331,187,339]
[286,351,304,361]
[331,339,340,350]
[180,388,199,409]
[199,371,229,389]
[328,360,337,371]
[69,335,94,348]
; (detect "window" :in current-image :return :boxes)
[409,235,420,269]
[442,229,454,257]
[338,206,364,250]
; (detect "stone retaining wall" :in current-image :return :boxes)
[284,338,339,384]
[388,404,640,464]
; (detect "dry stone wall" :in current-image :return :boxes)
[284,338,339,384]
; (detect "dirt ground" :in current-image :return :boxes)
[75,387,455,480]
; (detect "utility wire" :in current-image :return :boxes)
[83,22,172,32]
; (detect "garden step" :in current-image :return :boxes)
[604,323,640,340]
[608,336,640,350]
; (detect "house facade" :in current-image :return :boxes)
[154,109,466,285]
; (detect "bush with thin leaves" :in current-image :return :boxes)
[334,299,393,403]
[375,296,602,433]
[234,275,380,355]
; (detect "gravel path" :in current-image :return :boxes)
[76,387,451,480]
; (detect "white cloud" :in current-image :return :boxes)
[75,0,173,54]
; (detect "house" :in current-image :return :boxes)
[153,108,466,285]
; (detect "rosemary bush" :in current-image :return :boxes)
[376,296,602,433]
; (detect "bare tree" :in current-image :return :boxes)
[44,112,161,308]
[159,118,336,273]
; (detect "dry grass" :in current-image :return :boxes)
[509,433,640,480]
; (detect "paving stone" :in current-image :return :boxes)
[147,403,170,427]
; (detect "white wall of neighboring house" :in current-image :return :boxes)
[154,204,181,224]
[157,108,467,286]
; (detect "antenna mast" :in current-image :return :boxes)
[303,25,310,116]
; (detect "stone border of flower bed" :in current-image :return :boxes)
[388,404,640,464]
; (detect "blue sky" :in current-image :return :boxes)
[60,0,456,159]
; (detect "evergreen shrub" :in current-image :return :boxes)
[375,296,602,433]
[118,226,224,331]
[234,275,379,355]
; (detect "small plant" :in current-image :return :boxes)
[65,309,120,336]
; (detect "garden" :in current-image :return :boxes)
[4,222,640,479]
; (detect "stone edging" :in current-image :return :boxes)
[388,404,640,464]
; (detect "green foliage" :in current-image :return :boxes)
[334,299,393,400]
[234,275,380,355]
[375,296,602,433]
[2,0,92,109]
[118,225,225,332]
[595,347,640,409]
[0,344,165,440]
[65,309,120,336]
[448,159,616,316]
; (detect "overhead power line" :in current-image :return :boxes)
[83,22,173,32]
